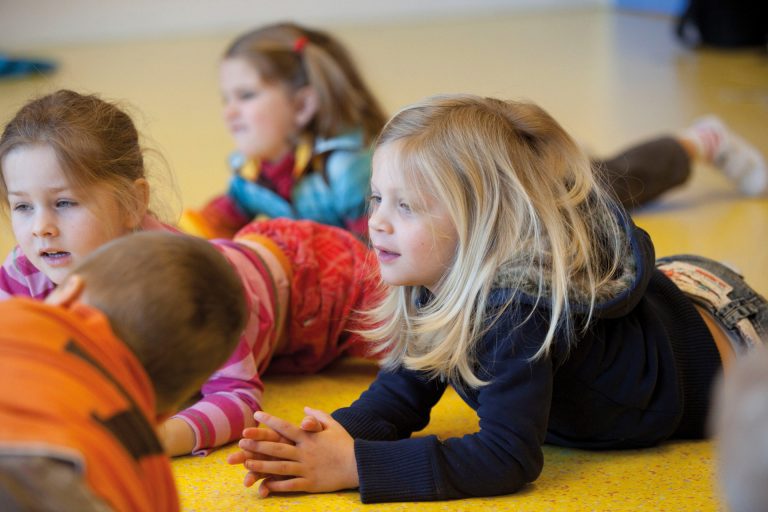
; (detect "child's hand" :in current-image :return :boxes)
[227,425,289,487]
[239,407,358,496]
[300,414,324,432]
[226,408,325,492]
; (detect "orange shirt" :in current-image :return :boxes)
[0,298,179,512]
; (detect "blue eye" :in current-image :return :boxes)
[369,194,381,204]
[56,199,77,208]
[399,202,412,213]
[12,203,31,212]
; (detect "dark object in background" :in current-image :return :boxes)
[676,0,768,48]
[0,55,56,78]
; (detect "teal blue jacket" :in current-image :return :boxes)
[227,131,371,238]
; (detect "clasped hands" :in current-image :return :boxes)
[226,407,359,497]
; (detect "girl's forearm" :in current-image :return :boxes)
[159,417,196,456]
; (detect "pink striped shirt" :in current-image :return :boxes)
[0,246,56,300]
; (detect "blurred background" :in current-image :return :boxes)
[1,0,766,291]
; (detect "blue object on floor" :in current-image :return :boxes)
[0,55,56,78]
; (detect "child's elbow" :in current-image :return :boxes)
[487,459,540,497]
[450,457,540,499]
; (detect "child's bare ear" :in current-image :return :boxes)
[44,275,85,307]
[293,86,319,129]
[133,178,150,210]
[127,178,150,229]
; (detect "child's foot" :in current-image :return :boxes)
[684,115,768,196]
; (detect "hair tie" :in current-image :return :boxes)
[293,36,308,53]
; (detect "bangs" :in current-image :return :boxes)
[391,134,452,214]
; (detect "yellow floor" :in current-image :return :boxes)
[175,358,719,511]
[1,6,767,512]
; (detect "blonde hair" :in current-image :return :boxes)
[224,22,387,144]
[75,231,247,413]
[0,89,175,226]
[366,94,625,388]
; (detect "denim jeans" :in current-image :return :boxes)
[657,254,768,355]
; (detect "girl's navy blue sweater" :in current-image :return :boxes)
[332,220,721,503]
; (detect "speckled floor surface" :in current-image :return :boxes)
[173,358,720,511]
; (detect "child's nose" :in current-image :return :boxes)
[33,210,58,238]
[368,209,392,234]
[222,101,239,120]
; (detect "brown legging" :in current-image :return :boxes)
[595,136,691,209]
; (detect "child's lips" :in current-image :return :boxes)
[39,249,72,266]
[375,246,400,263]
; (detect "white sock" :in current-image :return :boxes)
[684,115,768,196]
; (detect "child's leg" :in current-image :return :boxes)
[682,116,768,196]
[595,136,691,209]
[235,219,381,374]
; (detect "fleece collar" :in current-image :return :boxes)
[490,208,654,319]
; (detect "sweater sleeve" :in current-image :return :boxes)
[172,241,280,454]
[172,341,265,455]
[333,368,448,441]
[333,322,553,503]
